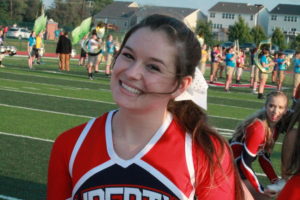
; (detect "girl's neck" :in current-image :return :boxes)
[112,108,168,140]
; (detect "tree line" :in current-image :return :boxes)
[0,0,112,31]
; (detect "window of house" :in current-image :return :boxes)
[284,16,287,21]
[232,14,235,19]
[124,22,127,27]
[210,13,215,18]
[271,15,277,20]
[291,28,296,31]
[222,13,225,18]
[250,15,253,20]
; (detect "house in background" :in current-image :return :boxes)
[93,1,139,33]
[93,1,206,32]
[135,6,206,31]
[208,2,269,41]
[268,4,300,37]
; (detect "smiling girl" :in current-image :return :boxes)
[230,91,288,199]
[47,14,243,200]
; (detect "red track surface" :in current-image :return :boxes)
[16,51,80,59]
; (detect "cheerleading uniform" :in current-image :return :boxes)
[47,111,236,200]
[230,119,279,194]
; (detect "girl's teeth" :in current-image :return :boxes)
[122,83,141,94]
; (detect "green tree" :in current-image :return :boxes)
[250,25,266,46]
[290,34,300,51]
[0,0,10,24]
[23,0,43,22]
[272,27,286,50]
[195,20,213,46]
[46,0,112,30]
[228,16,252,44]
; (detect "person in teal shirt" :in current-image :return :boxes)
[224,47,236,92]
[293,52,300,98]
[277,53,288,91]
[257,49,274,99]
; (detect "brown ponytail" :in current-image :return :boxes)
[168,100,244,199]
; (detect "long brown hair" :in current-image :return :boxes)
[285,102,300,175]
[114,14,243,198]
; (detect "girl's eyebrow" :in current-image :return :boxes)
[123,45,167,67]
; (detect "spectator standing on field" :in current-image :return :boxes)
[276,53,288,91]
[105,34,116,76]
[292,52,300,99]
[86,31,101,80]
[199,44,209,75]
[56,31,72,71]
[35,32,44,64]
[27,31,36,69]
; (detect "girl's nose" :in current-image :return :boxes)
[125,61,143,80]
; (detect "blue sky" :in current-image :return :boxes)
[43,0,300,14]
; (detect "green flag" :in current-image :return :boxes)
[71,17,92,45]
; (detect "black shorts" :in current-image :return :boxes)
[80,48,87,58]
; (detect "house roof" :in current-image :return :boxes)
[135,6,198,20]
[270,4,300,15]
[94,1,139,19]
[209,2,265,14]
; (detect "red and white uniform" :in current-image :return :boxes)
[230,119,279,194]
[277,174,300,200]
[47,111,236,200]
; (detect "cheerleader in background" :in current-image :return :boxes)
[230,91,288,199]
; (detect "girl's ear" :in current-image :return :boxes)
[172,75,193,98]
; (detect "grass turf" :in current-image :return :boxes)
[0,55,294,199]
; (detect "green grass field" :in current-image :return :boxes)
[0,55,294,199]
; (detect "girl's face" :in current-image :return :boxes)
[266,95,287,124]
[111,27,188,112]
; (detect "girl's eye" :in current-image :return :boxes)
[122,52,134,60]
[146,64,160,72]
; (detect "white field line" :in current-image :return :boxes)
[0,195,23,200]
[0,131,54,143]
[0,65,108,82]
[0,87,116,105]
[0,87,254,111]
[0,77,111,92]
[209,103,257,110]
[0,70,263,105]
[0,103,93,119]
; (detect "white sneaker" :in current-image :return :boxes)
[0,64,5,68]
[266,179,286,192]
[252,90,258,94]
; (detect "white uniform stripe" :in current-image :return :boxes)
[185,133,195,199]
[243,143,257,157]
[241,155,264,193]
[69,118,96,177]
[136,160,190,200]
[71,160,115,199]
